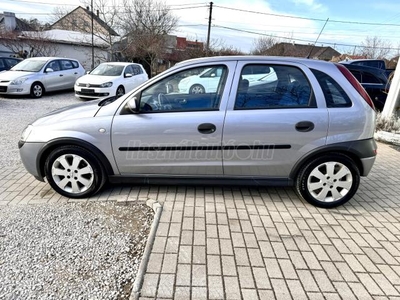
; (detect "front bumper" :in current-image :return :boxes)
[0,84,30,95]
[75,86,113,99]
[19,141,46,181]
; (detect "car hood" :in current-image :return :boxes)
[33,100,102,126]
[77,74,119,84]
[0,70,35,80]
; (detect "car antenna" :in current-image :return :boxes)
[306,18,329,59]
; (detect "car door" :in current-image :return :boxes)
[111,62,236,176]
[222,61,329,178]
[43,60,64,91]
[59,59,79,88]
[123,65,136,92]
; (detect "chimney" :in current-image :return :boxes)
[3,12,17,31]
[97,10,99,17]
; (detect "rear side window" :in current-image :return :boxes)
[61,60,73,70]
[311,69,352,108]
[235,64,314,109]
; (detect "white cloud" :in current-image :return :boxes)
[290,0,327,12]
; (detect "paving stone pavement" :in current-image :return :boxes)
[1,142,400,300]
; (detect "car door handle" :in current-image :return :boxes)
[59,74,63,77]
[74,72,78,75]
[198,123,216,134]
[295,121,314,132]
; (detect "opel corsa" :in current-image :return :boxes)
[19,56,377,208]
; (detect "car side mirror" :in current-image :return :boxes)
[45,68,54,73]
[125,73,133,78]
[127,97,138,113]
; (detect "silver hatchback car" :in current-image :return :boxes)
[19,56,377,208]
[0,57,85,98]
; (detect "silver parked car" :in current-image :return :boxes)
[19,56,377,208]
[0,57,85,98]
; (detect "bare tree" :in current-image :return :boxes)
[118,0,178,76]
[251,35,279,55]
[359,36,392,59]
[0,30,59,57]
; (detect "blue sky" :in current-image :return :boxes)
[3,0,400,56]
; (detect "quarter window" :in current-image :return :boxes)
[138,65,228,112]
[311,69,352,108]
[235,64,313,109]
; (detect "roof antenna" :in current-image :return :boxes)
[306,18,329,59]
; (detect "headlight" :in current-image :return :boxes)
[100,82,113,88]
[20,125,33,142]
[10,77,28,85]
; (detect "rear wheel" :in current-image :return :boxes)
[189,84,205,94]
[44,146,106,198]
[30,82,44,98]
[296,153,360,208]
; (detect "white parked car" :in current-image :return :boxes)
[0,57,85,98]
[178,65,276,94]
[75,62,148,99]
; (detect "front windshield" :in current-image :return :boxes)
[91,64,124,76]
[11,59,48,72]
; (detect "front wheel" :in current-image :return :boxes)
[296,153,360,208]
[116,86,125,98]
[44,146,106,198]
[30,82,44,98]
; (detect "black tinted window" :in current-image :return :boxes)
[311,69,352,108]
[235,64,313,109]
[362,72,381,84]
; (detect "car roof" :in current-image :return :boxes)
[98,62,141,66]
[175,55,334,69]
[24,57,79,61]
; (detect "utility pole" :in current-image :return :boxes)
[91,0,94,70]
[206,2,213,55]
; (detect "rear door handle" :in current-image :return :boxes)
[295,121,314,132]
[198,123,216,134]
[59,74,63,77]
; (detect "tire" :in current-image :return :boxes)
[189,84,205,94]
[116,86,125,98]
[44,146,106,198]
[30,82,44,98]
[296,153,360,208]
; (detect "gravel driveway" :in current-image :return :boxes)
[0,92,154,299]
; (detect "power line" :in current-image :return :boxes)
[214,5,400,27]
[213,25,398,51]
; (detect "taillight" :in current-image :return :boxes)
[336,64,375,110]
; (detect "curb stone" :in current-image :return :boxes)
[374,130,400,146]
[130,199,163,300]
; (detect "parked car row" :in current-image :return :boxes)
[340,62,391,111]
[0,57,148,99]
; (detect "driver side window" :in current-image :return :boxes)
[139,65,228,113]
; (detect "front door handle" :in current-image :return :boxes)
[59,74,63,77]
[295,121,314,132]
[198,123,216,134]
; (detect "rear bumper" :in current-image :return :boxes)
[360,156,376,176]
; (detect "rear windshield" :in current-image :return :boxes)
[311,69,352,108]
